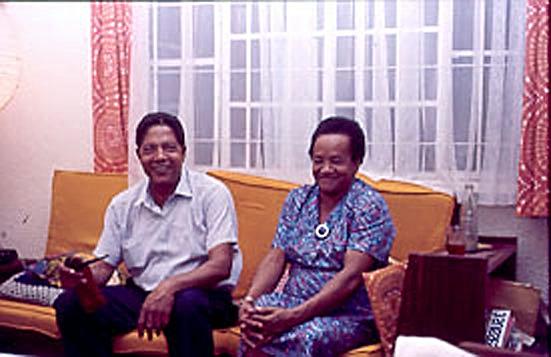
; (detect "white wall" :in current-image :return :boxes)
[0,3,92,258]
[479,207,549,304]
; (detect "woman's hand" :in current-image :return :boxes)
[239,299,267,348]
[250,306,297,336]
[137,280,175,340]
[240,306,298,349]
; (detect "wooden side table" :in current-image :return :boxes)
[397,236,517,345]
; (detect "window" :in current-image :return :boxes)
[149,1,525,204]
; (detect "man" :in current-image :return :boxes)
[54,112,242,357]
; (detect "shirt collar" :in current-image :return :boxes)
[134,166,193,207]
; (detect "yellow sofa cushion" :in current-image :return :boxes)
[357,173,454,261]
[206,170,299,299]
[45,170,127,257]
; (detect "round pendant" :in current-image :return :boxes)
[314,222,330,240]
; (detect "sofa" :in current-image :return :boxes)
[0,169,454,356]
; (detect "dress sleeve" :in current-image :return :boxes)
[347,192,396,263]
[272,189,301,250]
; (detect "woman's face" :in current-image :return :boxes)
[311,133,360,197]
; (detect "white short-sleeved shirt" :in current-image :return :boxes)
[94,168,242,292]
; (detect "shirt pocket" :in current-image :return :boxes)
[122,237,148,270]
[169,220,207,261]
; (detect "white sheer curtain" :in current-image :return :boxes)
[137,0,525,205]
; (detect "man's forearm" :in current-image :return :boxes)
[90,260,116,286]
[160,243,233,294]
[161,259,231,294]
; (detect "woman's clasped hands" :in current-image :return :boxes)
[239,299,298,349]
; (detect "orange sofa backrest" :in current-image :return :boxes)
[359,174,455,261]
[207,170,299,298]
[45,170,127,257]
[44,169,453,299]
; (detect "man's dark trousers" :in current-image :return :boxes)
[54,281,237,357]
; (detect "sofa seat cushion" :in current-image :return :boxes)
[0,299,59,338]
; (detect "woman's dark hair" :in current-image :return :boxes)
[308,116,365,163]
[135,112,185,149]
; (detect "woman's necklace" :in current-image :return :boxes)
[314,222,330,240]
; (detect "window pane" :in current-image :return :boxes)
[336,70,355,101]
[230,73,246,101]
[484,0,494,50]
[231,4,246,34]
[386,34,396,67]
[453,0,474,50]
[194,142,214,166]
[364,70,373,101]
[251,72,260,101]
[384,0,397,28]
[365,0,374,29]
[194,67,214,139]
[231,40,246,69]
[365,35,373,67]
[158,7,181,59]
[337,1,355,30]
[423,145,436,171]
[251,40,260,69]
[335,107,355,120]
[424,68,437,100]
[337,36,355,68]
[424,33,437,66]
[423,107,437,142]
[231,143,246,167]
[425,0,438,26]
[452,67,473,143]
[158,68,181,113]
[364,107,373,142]
[193,5,214,58]
[251,3,260,33]
[388,68,396,101]
[251,109,261,140]
[230,108,246,139]
[317,1,324,30]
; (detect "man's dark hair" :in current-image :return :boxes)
[308,116,366,163]
[135,112,186,149]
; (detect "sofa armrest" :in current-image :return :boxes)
[363,262,407,357]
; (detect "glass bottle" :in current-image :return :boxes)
[460,184,478,252]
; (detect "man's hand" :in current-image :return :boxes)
[58,263,86,289]
[137,280,176,340]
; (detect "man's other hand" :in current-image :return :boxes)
[137,280,176,340]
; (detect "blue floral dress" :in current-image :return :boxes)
[241,179,396,356]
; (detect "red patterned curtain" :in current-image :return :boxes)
[516,0,549,217]
[91,2,132,173]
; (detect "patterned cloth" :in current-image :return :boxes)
[242,179,396,356]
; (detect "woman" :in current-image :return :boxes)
[239,117,396,356]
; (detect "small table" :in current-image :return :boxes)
[397,236,517,344]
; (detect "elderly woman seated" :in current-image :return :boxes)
[238,117,396,356]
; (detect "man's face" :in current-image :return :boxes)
[311,133,360,197]
[138,125,185,188]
